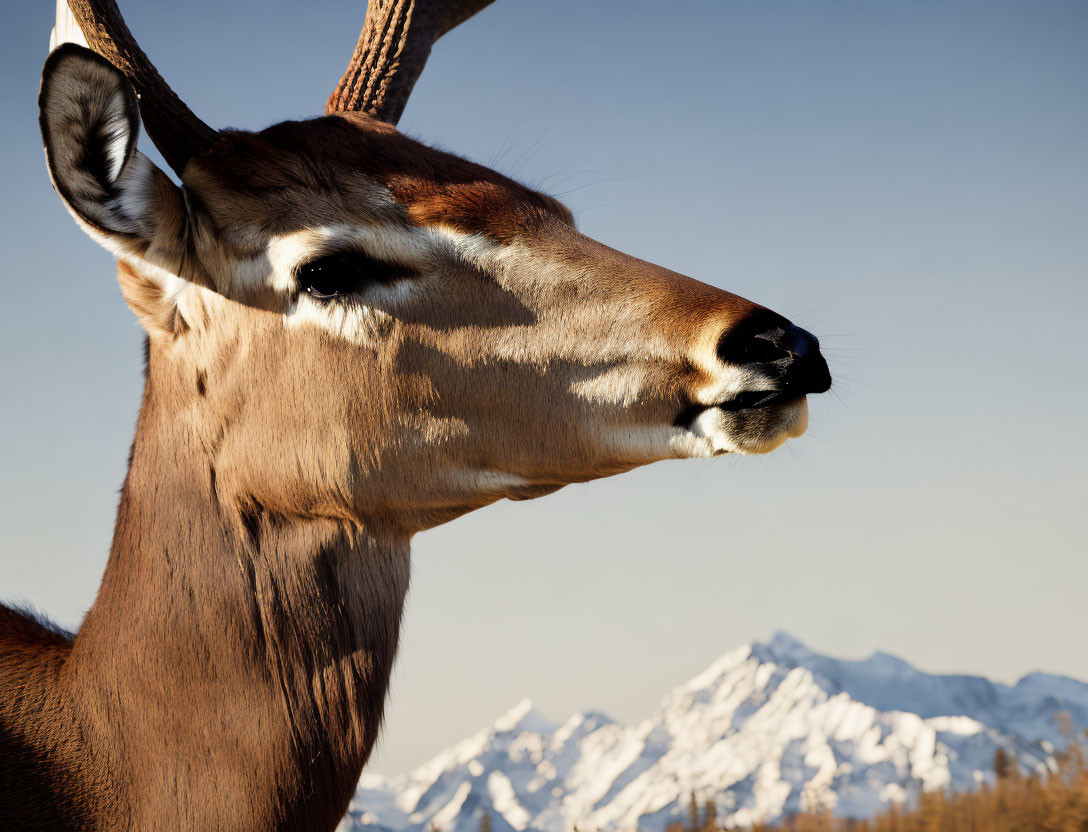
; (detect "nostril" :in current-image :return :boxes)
[717,315,831,394]
[717,311,825,365]
[717,329,790,366]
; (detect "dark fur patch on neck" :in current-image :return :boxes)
[0,603,74,652]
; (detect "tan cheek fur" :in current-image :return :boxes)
[105,114,810,534]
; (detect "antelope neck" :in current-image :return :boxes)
[64,343,411,829]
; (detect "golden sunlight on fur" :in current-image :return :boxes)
[1,2,832,830]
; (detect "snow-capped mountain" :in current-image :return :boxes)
[339,633,1088,832]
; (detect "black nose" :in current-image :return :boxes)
[718,316,832,395]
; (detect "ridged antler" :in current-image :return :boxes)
[326,0,497,124]
[57,0,218,175]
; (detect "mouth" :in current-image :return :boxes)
[669,390,810,457]
[673,389,794,428]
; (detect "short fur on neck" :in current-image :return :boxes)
[0,338,410,831]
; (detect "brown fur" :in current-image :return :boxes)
[1,342,410,829]
[6,45,828,831]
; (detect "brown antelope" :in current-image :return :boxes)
[1,0,831,828]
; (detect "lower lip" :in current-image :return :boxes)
[716,390,788,412]
[673,392,793,428]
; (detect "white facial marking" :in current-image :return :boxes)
[686,398,810,456]
[273,224,499,345]
[269,224,441,343]
[571,366,648,407]
[269,221,810,468]
[267,223,453,293]
[285,293,395,347]
[688,408,745,456]
[427,227,500,268]
[598,397,812,462]
[693,365,771,408]
[266,230,326,292]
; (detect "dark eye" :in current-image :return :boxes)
[296,251,413,300]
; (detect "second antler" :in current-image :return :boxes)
[325,0,497,125]
[58,0,497,174]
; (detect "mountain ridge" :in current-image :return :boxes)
[341,633,1088,832]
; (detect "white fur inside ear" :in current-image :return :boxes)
[99,89,131,185]
[49,0,88,52]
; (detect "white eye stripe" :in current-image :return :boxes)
[272,225,498,345]
[424,226,500,268]
[266,224,455,291]
[264,223,510,294]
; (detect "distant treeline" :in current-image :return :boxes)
[666,729,1088,832]
[464,728,1088,832]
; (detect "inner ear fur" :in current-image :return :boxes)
[40,44,143,235]
[40,44,195,338]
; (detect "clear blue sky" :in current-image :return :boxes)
[2,1,1086,775]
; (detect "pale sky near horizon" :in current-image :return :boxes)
[1,1,1086,775]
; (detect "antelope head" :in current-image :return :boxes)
[40,0,831,537]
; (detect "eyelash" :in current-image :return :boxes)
[296,251,414,300]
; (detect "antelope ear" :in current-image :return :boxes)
[42,44,143,234]
[40,43,187,242]
[40,44,191,337]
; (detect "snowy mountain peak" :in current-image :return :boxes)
[743,629,814,666]
[344,636,1088,832]
[493,698,556,736]
[767,629,813,656]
